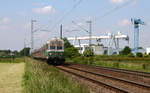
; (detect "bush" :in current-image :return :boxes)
[65,47,80,58]
[143,53,148,57]
[120,46,131,55]
[83,49,94,57]
[136,52,143,57]
[128,53,135,57]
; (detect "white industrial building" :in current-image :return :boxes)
[68,32,129,55]
[74,44,104,55]
[74,44,89,54]
[146,48,150,55]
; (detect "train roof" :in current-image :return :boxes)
[46,38,64,44]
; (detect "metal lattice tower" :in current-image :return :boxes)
[131,18,145,54]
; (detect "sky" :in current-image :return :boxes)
[0,0,150,51]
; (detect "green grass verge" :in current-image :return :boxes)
[66,56,150,72]
[23,58,89,93]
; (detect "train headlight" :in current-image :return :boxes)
[49,53,52,56]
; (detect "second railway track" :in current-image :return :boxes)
[71,63,150,85]
[56,64,150,93]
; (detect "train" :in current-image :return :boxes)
[32,38,65,65]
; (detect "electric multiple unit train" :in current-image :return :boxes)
[32,38,65,65]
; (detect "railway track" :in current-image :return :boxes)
[56,66,129,93]
[56,64,150,93]
[83,64,150,77]
[70,63,150,85]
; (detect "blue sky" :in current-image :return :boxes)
[0,0,149,50]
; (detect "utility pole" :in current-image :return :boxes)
[60,24,63,39]
[24,39,26,62]
[24,39,26,56]
[87,20,92,51]
[31,20,36,54]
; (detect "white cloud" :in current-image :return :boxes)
[110,0,137,4]
[110,0,127,4]
[2,18,9,23]
[118,19,130,26]
[33,5,55,14]
[0,17,10,24]
[0,17,10,30]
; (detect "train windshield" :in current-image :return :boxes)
[57,46,62,50]
[49,40,63,50]
[50,46,55,49]
[56,41,63,50]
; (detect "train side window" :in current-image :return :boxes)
[46,44,48,49]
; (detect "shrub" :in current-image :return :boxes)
[65,47,80,58]
[63,38,80,58]
[136,52,143,57]
[83,49,94,57]
[143,53,148,57]
[128,53,135,57]
[120,46,132,55]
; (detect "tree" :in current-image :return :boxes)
[63,37,73,48]
[65,47,80,58]
[136,52,143,57]
[12,50,19,56]
[63,37,80,58]
[104,50,107,55]
[83,49,94,57]
[120,46,131,55]
[20,47,30,56]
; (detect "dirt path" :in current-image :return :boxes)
[0,63,24,93]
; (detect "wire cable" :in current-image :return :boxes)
[95,0,134,21]
[47,0,83,33]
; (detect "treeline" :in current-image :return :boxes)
[0,47,30,57]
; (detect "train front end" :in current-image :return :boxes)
[46,39,65,65]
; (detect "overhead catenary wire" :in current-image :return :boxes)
[95,0,134,21]
[71,0,134,32]
[47,0,83,33]
[34,0,133,46]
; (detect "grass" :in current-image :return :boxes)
[0,63,24,93]
[23,58,89,93]
[66,56,150,72]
